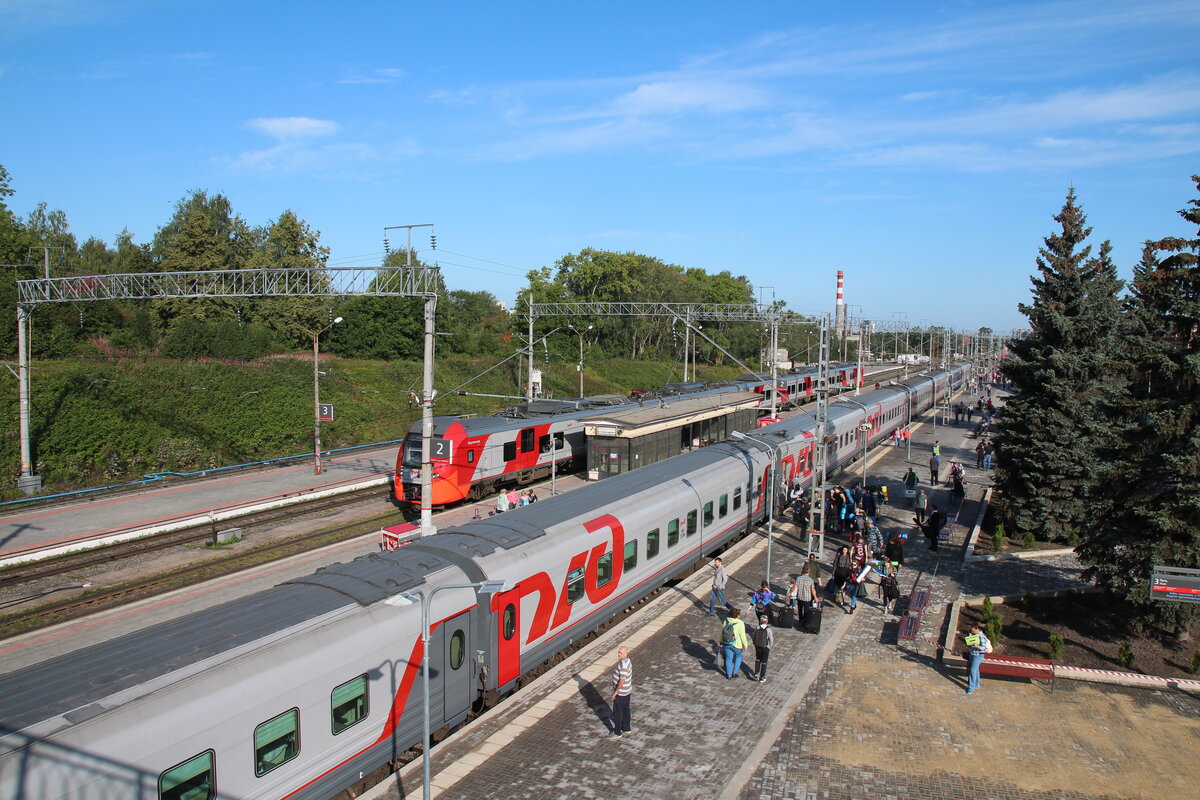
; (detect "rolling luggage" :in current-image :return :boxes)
[802,601,823,634]
[779,605,795,629]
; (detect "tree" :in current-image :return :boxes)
[996,188,1124,544]
[1078,177,1200,638]
[244,210,333,349]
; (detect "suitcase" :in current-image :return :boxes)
[779,606,795,629]
[802,602,823,634]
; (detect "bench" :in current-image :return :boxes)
[908,588,931,614]
[978,654,1055,691]
[897,614,922,640]
[897,587,932,641]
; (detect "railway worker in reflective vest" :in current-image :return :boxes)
[609,646,633,737]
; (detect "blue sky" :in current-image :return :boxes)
[2,0,1198,334]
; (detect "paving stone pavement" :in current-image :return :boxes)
[363,392,1199,800]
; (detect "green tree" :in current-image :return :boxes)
[244,210,333,348]
[1078,176,1200,639]
[996,188,1124,543]
[0,164,38,356]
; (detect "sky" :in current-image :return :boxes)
[2,0,1198,334]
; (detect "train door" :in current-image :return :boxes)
[492,589,522,688]
[440,610,473,724]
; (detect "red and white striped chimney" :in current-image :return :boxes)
[835,270,845,334]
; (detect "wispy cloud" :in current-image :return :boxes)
[246,117,341,139]
[226,116,420,175]
[335,66,407,85]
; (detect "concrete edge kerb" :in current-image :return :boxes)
[961,486,1078,564]
[940,596,1200,695]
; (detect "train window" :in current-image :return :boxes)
[467,449,475,464]
[503,441,516,461]
[703,501,714,527]
[686,510,697,535]
[502,604,516,640]
[566,566,586,603]
[647,528,661,559]
[254,709,300,777]
[450,630,466,670]
[159,750,215,800]
[667,519,680,547]
[624,541,638,571]
[596,552,614,586]
[719,494,729,518]
[539,434,551,453]
[554,432,565,450]
[332,675,369,735]
[519,428,536,453]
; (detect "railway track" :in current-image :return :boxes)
[0,508,398,640]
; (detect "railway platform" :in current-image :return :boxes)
[363,393,1200,800]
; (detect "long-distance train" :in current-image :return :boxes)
[394,362,863,506]
[0,364,970,800]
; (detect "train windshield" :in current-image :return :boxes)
[401,434,423,467]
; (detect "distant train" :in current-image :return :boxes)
[394,363,862,506]
[0,364,970,800]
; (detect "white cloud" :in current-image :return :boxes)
[245,117,340,140]
[336,66,407,85]
[613,80,766,116]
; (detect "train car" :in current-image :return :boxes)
[0,365,967,800]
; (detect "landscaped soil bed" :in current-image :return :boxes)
[959,591,1200,679]
[970,505,1067,557]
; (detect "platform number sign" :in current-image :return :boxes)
[430,437,453,460]
[318,404,334,422]
[1151,565,1200,605]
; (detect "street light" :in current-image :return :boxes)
[568,324,593,397]
[730,429,783,585]
[389,579,511,800]
[300,316,343,475]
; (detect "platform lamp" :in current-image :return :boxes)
[730,429,783,586]
[301,316,342,475]
[388,579,512,800]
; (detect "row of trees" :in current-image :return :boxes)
[996,177,1199,637]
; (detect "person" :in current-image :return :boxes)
[951,471,966,502]
[922,505,945,551]
[983,441,995,471]
[861,487,877,524]
[609,645,632,736]
[795,568,818,607]
[496,491,510,514]
[929,453,940,485]
[786,577,799,610]
[708,557,732,616]
[832,545,854,607]
[915,487,929,525]
[885,532,905,568]
[851,533,869,572]
[752,581,776,625]
[805,552,822,583]
[902,427,910,446]
[967,405,974,423]
[752,615,774,682]
[965,622,991,695]
[932,440,941,458]
[893,428,901,447]
[507,488,520,509]
[720,608,749,679]
[975,441,985,468]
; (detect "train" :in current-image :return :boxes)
[0,364,970,800]
[394,362,863,506]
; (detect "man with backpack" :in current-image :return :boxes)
[752,615,774,683]
[720,608,749,680]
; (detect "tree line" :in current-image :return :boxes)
[996,176,1200,638]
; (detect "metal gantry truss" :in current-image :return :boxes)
[11,266,440,511]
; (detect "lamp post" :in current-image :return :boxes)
[301,317,342,475]
[568,324,593,397]
[390,579,510,800]
[730,429,781,585]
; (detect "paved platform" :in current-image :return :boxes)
[363,391,1200,800]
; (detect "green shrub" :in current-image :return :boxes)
[982,595,995,619]
[1116,642,1134,669]
[1022,529,1036,549]
[1048,633,1064,660]
[985,617,1002,647]
[1066,531,1079,547]
[1190,648,1199,676]
[992,526,1004,553]
[1022,592,1037,612]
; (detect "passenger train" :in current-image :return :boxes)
[395,362,862,506]
[0,364,970,800]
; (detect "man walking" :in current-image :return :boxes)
[929,453,941,485]
[720,608,749,679]
[708,557,732,616]
[752,615,774,683]
[609,645,633,736]
[965,623,991,695]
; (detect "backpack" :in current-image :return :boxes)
[722,620,738,645]
[983,637,994,654]
[753,626,770,648]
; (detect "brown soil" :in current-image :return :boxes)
[971,505,1070,556]
[959,592,1200,679]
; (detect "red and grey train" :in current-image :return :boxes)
[394,363,861,507]
[0,365,968,800]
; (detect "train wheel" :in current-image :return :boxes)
[468,482,490,501]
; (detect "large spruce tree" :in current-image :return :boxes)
[1078,177,1200,638]
[996,188,1123,543]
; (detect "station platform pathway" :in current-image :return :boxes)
[364,391,1199,800]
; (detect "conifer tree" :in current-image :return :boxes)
[1079,177,1200,638]
[996,188,1123,543]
